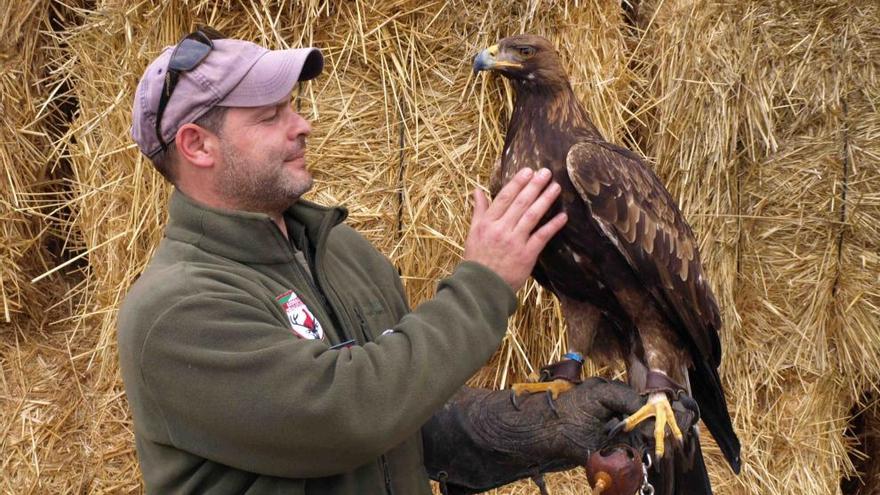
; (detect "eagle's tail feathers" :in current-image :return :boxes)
[648,426,712,495]
[691,359,742,473]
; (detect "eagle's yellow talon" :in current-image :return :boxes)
[510,379,574,400]
[655,405,667,458]
[621,392,683,459]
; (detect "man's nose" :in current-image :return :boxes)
[288,110,311,139]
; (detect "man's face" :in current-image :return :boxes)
[214,96,313,214]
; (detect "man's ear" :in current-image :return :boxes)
[175,124,219,169]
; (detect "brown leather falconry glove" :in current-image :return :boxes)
[421,377,699,495]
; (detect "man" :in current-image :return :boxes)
[120,28,684,494]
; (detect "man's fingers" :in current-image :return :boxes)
[500,168,553,224]
[472,188,489,219]
[487,168,533,219]
[464,168,563,290]
[515,180,561,234]
[525,211,567,256]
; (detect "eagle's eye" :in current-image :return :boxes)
[517,46,536,57]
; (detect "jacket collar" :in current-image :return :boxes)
[165,189,347,264]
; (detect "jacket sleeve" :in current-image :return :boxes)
[136,261,516,478]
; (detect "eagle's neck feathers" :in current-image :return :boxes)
[500,82,600,184]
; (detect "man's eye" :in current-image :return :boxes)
[263,110,278,121]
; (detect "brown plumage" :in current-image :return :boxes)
[474,35,740,494]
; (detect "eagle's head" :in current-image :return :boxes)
[473,35,568,88]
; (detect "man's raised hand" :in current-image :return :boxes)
[463,168,567,291]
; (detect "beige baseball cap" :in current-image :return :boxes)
[131,37,323,158]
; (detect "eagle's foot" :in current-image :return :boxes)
[544,390,560,417]
[612,392,684,459]
[509,379,574,411]
[509,353,584,411]
[511,379,575,400]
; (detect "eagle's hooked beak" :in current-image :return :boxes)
[473,44,522,73]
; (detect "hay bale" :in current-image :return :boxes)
[733,2,880,493]
[632,0,880,493]
[0,3,88,489]
[843,393,880,495]
[628,2,880,493]
[624,1,746,490]
[0,0,57,324]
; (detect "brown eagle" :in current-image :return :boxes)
[473,35,740,493]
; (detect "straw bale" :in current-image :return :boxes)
[0,3,91,487]
[835,8,880,491]
[624,1,745,489]
[843,394,880,495]
[620,0,879,493]
[832,1,880,396]
[380,4,633,491]
[0,0,878,493]
[0,0,58,324]
[732,3,880,493]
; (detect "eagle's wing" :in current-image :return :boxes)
[565,140,722,366]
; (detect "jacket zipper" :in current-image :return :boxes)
[353,306,370,345]
[305,213,395,494]
[355,307,394,494]
[288,225,350,342]
[306,212,366,345]
[287,250,348,335]
[380,454,394,495]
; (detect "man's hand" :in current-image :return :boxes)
[422,379,700,494]
[463,168,567,291]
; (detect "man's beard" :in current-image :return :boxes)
[216,140,313,214]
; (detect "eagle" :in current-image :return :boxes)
[473,35,740,493]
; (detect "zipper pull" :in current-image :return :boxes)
[328,339,356,350]
[354,307,370,343]
[380,455,394,495]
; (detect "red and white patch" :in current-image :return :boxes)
[276,290,324,340]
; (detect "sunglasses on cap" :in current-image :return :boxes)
[155,26,225,152]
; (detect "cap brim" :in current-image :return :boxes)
[219,47,323,107]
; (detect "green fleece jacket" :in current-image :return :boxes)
[117,190,517,494]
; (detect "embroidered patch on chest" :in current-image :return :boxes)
[276,290,324,340]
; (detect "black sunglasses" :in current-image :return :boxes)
[155,26,225,152]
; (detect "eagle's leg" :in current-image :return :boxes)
[509,297,599,407]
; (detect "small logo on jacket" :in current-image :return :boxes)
[276,290,324,340]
